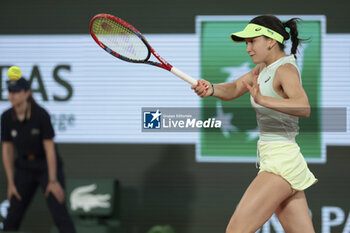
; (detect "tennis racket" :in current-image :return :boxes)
[89,13,197,85]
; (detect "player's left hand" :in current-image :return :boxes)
[242,74,263,104]
[45,181,65,204]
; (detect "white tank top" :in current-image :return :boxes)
[250,55,300,141]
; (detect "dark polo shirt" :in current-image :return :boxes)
[1,103,61,170]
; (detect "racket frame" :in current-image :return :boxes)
[90,13,172,70]
[90,13,197,85]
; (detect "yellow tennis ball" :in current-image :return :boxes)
[7,66,22,81]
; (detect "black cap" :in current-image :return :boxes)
[7,78,30,92]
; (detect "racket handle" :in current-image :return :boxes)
[170,67,197,86]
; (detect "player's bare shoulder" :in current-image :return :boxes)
[275,63,300,84]
[277,63,299,75]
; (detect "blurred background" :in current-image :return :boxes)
[1,0,350,233]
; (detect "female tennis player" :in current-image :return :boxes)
[192,15,317,233]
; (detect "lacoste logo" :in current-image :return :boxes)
[70,184,111,212]
[265,76,271,83]
[255,28,261,31]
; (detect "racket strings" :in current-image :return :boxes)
[92,17,149,61]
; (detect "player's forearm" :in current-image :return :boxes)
[43,140,57,182]
[212,82,246,101]
[258,96,311,118]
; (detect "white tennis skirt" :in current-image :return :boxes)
[257,141,318,191]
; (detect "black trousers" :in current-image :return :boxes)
[3,165,76,233]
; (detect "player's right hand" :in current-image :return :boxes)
[8,184,22,201]
[191,79,213,98]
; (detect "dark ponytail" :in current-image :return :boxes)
[250,15,305,58]
[283,18,302,55]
